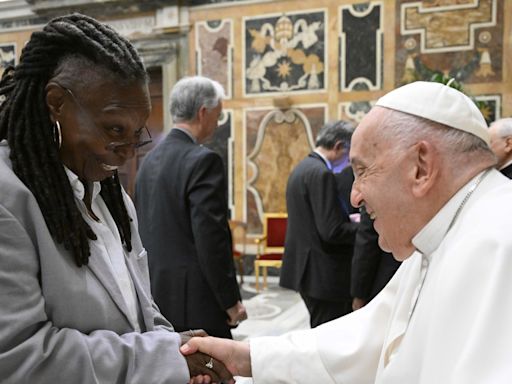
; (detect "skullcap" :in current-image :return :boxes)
[376,81,489,146]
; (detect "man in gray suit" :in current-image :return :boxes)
[489,118,512,178]
[136,76,247,339]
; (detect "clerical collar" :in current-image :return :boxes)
[412,169,490,256]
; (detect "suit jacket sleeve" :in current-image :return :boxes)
[308,165,358,245]
[187,151,240,310]
[351,208,382,300]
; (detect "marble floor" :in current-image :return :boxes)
[231,275,310,383]
[233,275,310,340]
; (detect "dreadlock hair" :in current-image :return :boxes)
[0,13,148,267]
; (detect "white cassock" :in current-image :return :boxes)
[250,169,512,383]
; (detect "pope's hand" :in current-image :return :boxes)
[181,336,252,378]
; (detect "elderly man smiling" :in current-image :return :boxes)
[180,81,512,384]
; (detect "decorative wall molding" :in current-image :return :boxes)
[339,1,383,91]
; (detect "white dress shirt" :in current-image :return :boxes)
[64,167,141,332]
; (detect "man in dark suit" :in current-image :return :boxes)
[280,121,359,328]
[351,207,401,310]
[135,76,246,338]
[489,118,512,178]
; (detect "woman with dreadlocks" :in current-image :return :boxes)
[0,13,232,384]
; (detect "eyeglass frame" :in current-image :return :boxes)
[61,86,152,151]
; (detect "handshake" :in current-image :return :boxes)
[180,301,248,383]
[180,330,235,384]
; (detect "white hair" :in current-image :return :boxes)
[377,108,495,167]
[170,76,225,123]
[490,118,512,138]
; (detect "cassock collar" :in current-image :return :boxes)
[64,166,101,202]
[412,170,488,257]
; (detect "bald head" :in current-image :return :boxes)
[489,118,512,169]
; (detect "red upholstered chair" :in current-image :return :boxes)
[254,213,288,291]
[228,220,248,285]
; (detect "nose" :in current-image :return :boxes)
[350,181,364,209]
[113,143,136,161]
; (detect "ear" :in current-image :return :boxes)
[334,140,346,156]
[504,136,512,153]
[410,140,438,198]
[197,105,207,124]
[45,82,67,123]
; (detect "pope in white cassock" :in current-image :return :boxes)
[180,81,512,384]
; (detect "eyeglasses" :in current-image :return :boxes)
[63,87,152,151]
[105,126,152,151]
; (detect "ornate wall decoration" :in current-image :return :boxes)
[0,43,16,72]
[196,19,233,98]
[339,100,376,125]
[245,106,326,233]
[474,94,501,125]
[204,109,235,215]
[397,0,502,85]
[243,10,326,96]
[339,2,383,91]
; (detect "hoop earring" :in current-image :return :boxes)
[54,121,62,149]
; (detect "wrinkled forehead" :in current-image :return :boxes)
[350,107,388,162]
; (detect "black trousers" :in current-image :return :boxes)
[300,292,352,328]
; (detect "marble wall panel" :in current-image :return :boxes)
[339,2,383,91]
[339,100,376,125]
[396,0,503,85]
[196,19,233,98]
[243,10,326,96]
[474,94,501,124]
[0,42,16,71]
[204,110,234,216]
[245,106,325,233]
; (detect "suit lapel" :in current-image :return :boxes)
[86,245,135,329]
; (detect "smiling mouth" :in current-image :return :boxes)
[101,163,119,171]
